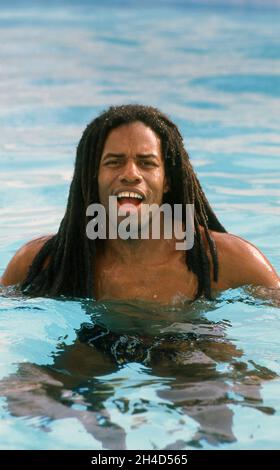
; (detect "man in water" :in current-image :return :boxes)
[1,105,279,303]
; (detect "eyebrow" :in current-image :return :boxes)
[102,152,159,160]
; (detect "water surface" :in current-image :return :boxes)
[0,0,280,450]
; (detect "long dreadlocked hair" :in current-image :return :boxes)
[21,104,227,300]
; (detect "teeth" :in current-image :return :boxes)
[117,191,143,200]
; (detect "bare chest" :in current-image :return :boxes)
[94,260,198,304]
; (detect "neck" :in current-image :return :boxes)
[102,236,177,265]
[98,215,188,265]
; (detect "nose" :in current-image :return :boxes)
[119,159,142,184]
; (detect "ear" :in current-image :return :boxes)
[163,176,170,194]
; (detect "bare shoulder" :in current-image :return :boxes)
[207,230,280,290]
[0,235,54,287]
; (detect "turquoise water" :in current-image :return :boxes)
[0,0,280,450]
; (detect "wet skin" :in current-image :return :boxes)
[1,122,280,303]
[1,123,279,450]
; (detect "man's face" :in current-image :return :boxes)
[98,121,169,223]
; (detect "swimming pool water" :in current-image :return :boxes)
[0,0,280,450]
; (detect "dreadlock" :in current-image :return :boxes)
[21,104,227,300]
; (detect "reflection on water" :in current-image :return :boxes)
[0,0,280,450]
[0,291,278,449]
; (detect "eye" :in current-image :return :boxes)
[104,160,120,166]
[140,160,158,167]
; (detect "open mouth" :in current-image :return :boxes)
[116,191,144,209]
